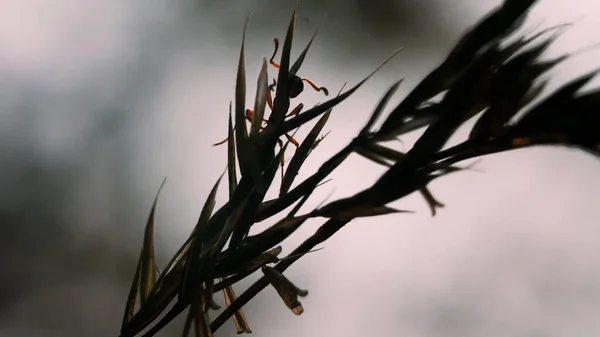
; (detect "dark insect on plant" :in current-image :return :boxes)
[269,37,329,99]
[213,36,330,176]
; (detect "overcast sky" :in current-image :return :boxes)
[2,1,600,337]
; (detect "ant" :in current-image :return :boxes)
[213,38,329,176]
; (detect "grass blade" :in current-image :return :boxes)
[320,204,412,221]
[376,0,536,141]
[140,178,167,306]
[359,79,403,136]
[227,103,238,198]
[289,16,324,77]
[280,48,403,134]
[280,109,332,195]
[234,15,263,187]
[250,58,269,141]
[214,246,283,285]
[266,3,297,128]
[121,258,142,332]
[179,171,225,301]
[229,141,291,248]
[222,285,252,333]
[216,215,310,276]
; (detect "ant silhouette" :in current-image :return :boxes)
[214,38,329,150]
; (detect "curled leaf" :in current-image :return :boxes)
[262,265,308,315]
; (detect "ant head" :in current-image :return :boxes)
[288,76,304,98]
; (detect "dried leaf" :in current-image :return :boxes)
[221,284,252,334]
[262,265,308,315]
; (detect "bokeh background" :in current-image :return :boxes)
[2,0,600,336]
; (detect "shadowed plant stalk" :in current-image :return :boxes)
[119,0,600,336]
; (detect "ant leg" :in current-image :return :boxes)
[215,110,266,146]
[285,103,304,118]
[212,136,230,147]
[302,78,329,96]
[246,109,269,125]
[269,38,281,69]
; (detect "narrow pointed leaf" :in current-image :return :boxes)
[280,109,332,195]
[377,103,443,138]
[354,144,392,167]
[180,170,225,301]
[329,205,413,221]
[216,215,310,276]
[355,143,445,216]
[139,178,167,306]
[227,103,238,199]
[182,308,194,337]
[122,267,186,337]
[280,48,403,134]
[268,4,297,127]
[121,258,142,332]
[289,16,324,77]
[376,0,535,141]
[229,141,291,248]
[194,294,213,337]
[153,236,192,294]
[250,58,269,140]
[213,246,283,290]
[234,16,263,186]
[360,79,403,136]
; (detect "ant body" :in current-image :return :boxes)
[214,38,329,150]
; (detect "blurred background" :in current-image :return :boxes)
[2,0,600,336]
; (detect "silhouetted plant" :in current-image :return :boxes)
[119,0,600,336]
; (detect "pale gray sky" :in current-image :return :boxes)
[2,1,600,337]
